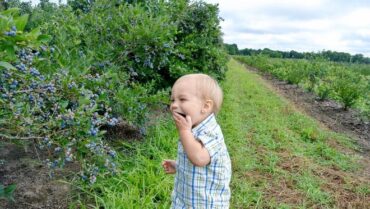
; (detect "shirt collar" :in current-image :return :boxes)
[192,113,216,134]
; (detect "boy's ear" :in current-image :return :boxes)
[202,99,214,113]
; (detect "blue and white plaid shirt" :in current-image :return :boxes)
[171,113,231,209]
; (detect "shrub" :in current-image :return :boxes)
[332,67,367,110]
[1,8,119,183]
[31,0,227,91]
[315,79,331,101]
[1,0,228,183]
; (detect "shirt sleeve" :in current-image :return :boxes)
[196,129,221,158]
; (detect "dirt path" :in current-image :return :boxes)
[241,63,370,157]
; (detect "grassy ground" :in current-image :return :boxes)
[72,59,369,208]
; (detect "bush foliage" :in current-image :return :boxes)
[235,55,369,116]
[0,0,227,182]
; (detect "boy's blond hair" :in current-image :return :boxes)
[175,73,223,114]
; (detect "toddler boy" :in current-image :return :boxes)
[162,73,231,209]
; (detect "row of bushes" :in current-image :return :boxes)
[0,0,227,182]
[235,55,369,118]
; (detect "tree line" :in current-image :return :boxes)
[224,43,370,64]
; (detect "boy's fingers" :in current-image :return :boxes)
[162,161,172,168]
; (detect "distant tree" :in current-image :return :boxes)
[224,43,239,55]
[274,50,284,58]
[320,50,351,62]
[236,47,370,64]
[289,50,304,59]
[239,48,255,56]
[351,54,364,63]
[364,57,370,64]
[303,52,316,60]
[261,48,282,58]
[261,48,272,56]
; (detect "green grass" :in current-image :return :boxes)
[69,116,177,209]
[71,59,369,208]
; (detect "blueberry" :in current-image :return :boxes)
[81,175,88,181]
[30,68,40,76]
[61,121,66,129]
[107,117,119,126]
[16,63,26,72]
[5,31,16,36]
[88,127,98,136]
[108,150,117,158]
[10,80,18,89]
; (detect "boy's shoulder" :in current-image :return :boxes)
[193,113,220,134]
[195,118,223,142]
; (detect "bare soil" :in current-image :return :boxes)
[0,142,78,209]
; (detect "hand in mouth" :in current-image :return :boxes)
[176,112,186,118]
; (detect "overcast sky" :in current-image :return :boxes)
[25,0,370,57]
[205,0,370,57]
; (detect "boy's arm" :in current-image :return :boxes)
[173,112,211,167]
[179,129,211,167]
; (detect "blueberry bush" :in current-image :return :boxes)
[1,0,227,183]
[235,55,369,117]
[1,8,121,183]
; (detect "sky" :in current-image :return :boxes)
[205,0,370,57]
[24,0,370,57]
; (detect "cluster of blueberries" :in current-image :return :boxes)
[4,25,17,37]
[81,165,100,184]
[1,45,121,183]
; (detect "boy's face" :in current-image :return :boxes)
[170,78,208,128]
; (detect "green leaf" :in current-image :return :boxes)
[25,28,41,42]
[60,100,69,109]
[0,61,16,70]
[37,34,51,43]
[1,8,20,17]
[0,184,16,202]
[4,184,16,195]
[4,184,16,202]
[0,43,17,61]
[14,14,29,32]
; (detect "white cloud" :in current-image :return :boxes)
[205,0,370,56]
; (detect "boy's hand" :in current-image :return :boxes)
[162,160,176,174]
[172,111,192,132]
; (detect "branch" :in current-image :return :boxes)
[0,133,43,140]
